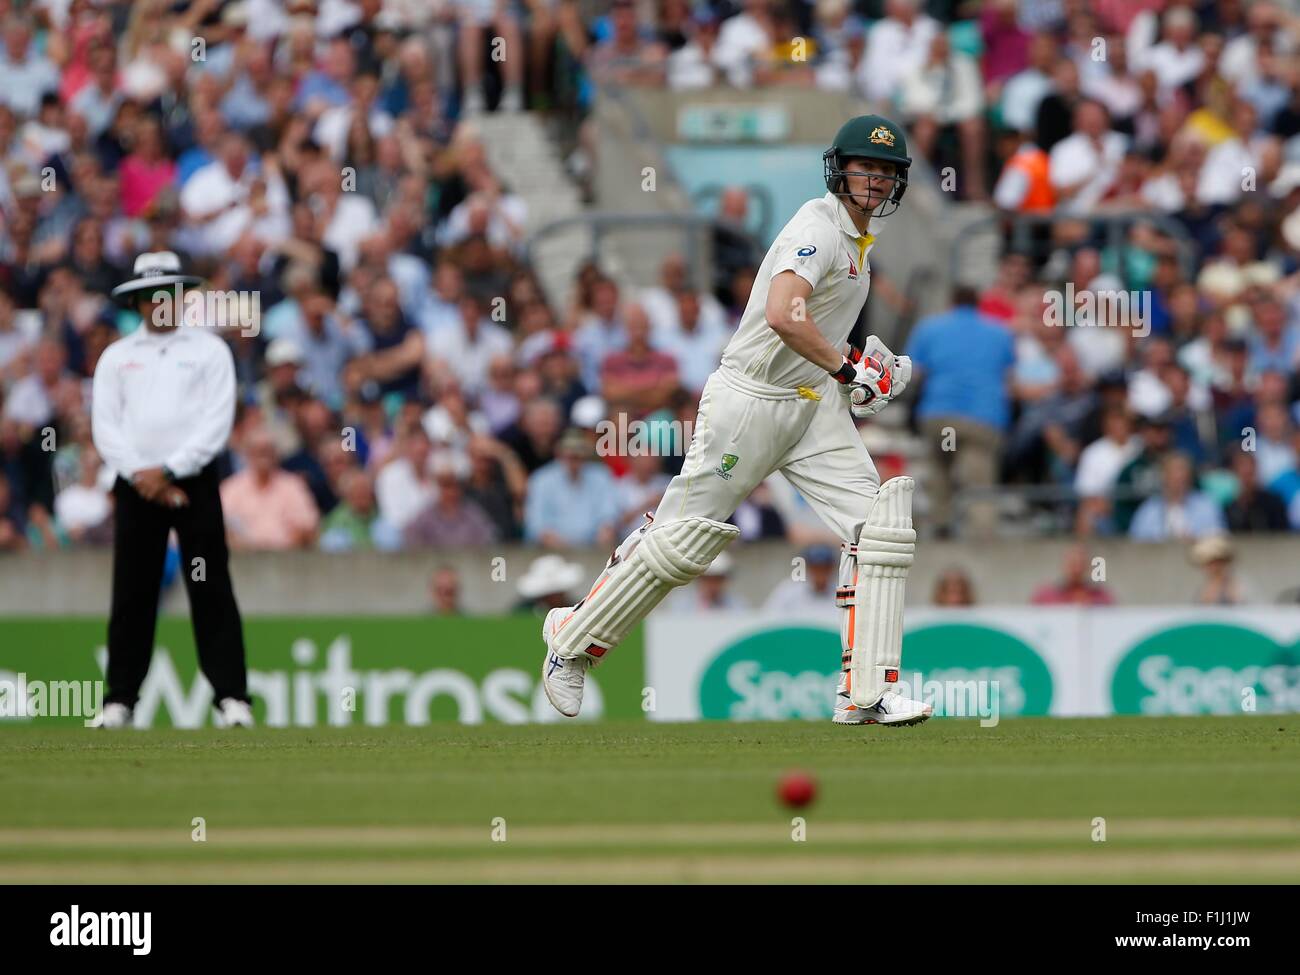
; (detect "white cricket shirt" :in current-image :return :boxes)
[91,326,237,480]
[720,192,880,390]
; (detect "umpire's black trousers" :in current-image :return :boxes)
[106,463,248,707]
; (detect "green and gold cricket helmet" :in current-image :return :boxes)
[823,114,912,217]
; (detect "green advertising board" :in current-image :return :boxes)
[0,616,647,727]
[693,621,1052,721]
[1111,623,1300,715]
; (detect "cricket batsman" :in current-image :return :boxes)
[541,115,931,727]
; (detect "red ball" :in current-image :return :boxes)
[777,770,817,808]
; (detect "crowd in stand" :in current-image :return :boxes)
[1,0,1299,560]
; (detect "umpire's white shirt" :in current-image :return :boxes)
[92,326,236,480]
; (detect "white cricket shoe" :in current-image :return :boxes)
[833,672,932,727]
[88,702,133,729]
[215,698,255,728]
[540,607,590,717]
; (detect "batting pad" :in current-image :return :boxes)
[549,516,740,662]
[837,476,915,708]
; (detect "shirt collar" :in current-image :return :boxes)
[823,192,880,242]
[133,324,186,345]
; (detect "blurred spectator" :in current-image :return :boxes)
[1049,100,1127,215]
[898,32,986,200]
[429,565,464,615]
[1245,292,1299,378]
[1030,544,1115,605]
[375,427,437,534]
[586,0,667,88]
[994,134,1057,214]
[763,544,836,613]
[220,427,320,550]
[1130,452,1227,541]
[438,170,527,256]
[1074,406,1140,535]
[318,468,392,553]
[572,277,626,393]
[0,463,27,551]
[1224,446,1290,533]
[418,262,467,338]
[514,553,583,615]
[1190,534,1252,606]
[1251,399,1297,488]
[906,286,1015,536]
[712,0,775,89]
[500,395,563,474]
[932,566,977,606]
[256,339,307,456]
[524,426,619,549]
[119,116,176,219]
[999,32,1057,135]
[1113,413,1175,533]
[1034,57,1082,155]
[614,451,671,538]
[464,434,526,541]
[427,293,512,392]
[347,276,424,399]
[1008,345,1098,490]
[600,303,679,418]
[1140,6,1205,99]
[0,15,60,118]
[732,479,786,539]
[0,288,33,380]
[282,397,342,515]
[657,290,729,395]
[3,336,72,429]
[856,0,939,107]
[180,130,289,255]
[667,551,748,611]
[404,453,497,547]
[711,188,762,307]
[1197,99,1272,207]
[812,0,867,93]
[638,252,727,338]
[53,444,112,545]
[272,270,371,408]
[667,9,721,91]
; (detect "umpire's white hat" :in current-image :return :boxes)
[111,251,203,300]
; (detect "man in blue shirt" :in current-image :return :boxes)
[1129,451,1227,542]
[905,286,1015,536]
[524,428,621,549]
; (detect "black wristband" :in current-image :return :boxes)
[162,467,177,483]
[831,359,856,384]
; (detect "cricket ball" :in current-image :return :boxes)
[777,770,817,808]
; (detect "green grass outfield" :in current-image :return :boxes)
[2,717,1297,883]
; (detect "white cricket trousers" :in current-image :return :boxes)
[655,365,881,542]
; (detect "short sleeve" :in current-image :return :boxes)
[770,218,839,291]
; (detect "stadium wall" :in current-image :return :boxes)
[3,537,1300,615]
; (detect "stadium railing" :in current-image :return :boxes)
[950,211,1200,283]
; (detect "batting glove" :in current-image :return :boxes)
[831,338,911,419]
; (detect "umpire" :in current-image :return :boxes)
[90,252,253,728]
